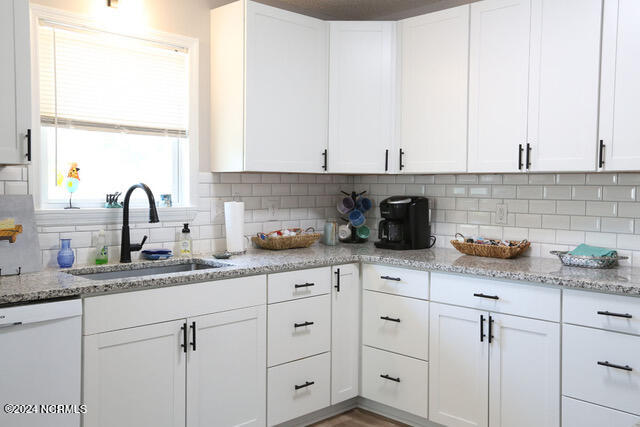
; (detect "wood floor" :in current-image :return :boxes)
[309,409,408,427]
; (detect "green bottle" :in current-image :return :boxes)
[95,230,108,265]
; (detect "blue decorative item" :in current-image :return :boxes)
[57,238,75,268]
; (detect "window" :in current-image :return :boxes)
[37,17,193,208]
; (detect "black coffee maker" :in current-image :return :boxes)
[375,196,436,250]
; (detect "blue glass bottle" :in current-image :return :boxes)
[57,238,75,268]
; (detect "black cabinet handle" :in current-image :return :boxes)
[526,143,532,169]
[190,321,196,351]
[322,149,327,171]
[480,314,486,342]
[474,292,499,300]
[380,316,401,323]
[380,275,401,281]
[334,268,340,292]
[294,381,315,390]
[294,282,314,289]
[599,140,605,168]
[385,149,389,171]
[597,310,632,319]
[181,323,187,353]
[597,361,632,372]
[380,374,400,383]
[518,144,524,170]
[488,315,494,344]
[25,129,31,161]
[399,148,405,170]
[294,321,314,328]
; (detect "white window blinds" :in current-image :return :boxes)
[38,21,189,136]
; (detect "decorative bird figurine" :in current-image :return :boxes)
[64,162,80,209]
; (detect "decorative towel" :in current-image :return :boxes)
[568,244,617,258]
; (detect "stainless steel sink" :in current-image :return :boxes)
[70,261,225,281]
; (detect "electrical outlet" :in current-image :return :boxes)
[496,204,508,225]
[264,197,279,220]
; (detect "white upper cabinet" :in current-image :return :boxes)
[527,0,602,172]
[328,22,395,174]
[398,5,469,174]
[468,0,531,173]
[0,0,31,165]
[211,0,328,173]
[599,0,640,171]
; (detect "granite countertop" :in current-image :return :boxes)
[2,242,640,305]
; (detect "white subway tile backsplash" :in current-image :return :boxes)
[601,217,635,234]
[556,200,586,215]
[556,230,585,245]
[570,216,600,232]
[528,174,555,185]
[492,185,517,199]
[603,186,636,202]
[502,174,528,185]
[455,198,478,211]
[425,185,446,197]
[468,185,491,198]
[572,186,602,201]
[544,186,572,200]
[585,201,617,217]
[515,213,541,228]
[586,173,617,185]
[618,202,640,217]
[617,234,640,251]
[414,175,435,184]
[456,175,478,184]
[478,174,502,184]
[542,215,571,229]
[585,232,617,248]
[435,175,456,184]
[618,173,640,185]
[529,200,556,214]
[506,199,529,213]
[555,174,585,185]
[517,186,543,199]
[468,211,492,225]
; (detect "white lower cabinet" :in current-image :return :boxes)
[186,306,266,427]
[429,303,488,427]
[563,324,640,416]
[562,397,640,427]
[83,276,267,427]
[429,303,560,427]
[83,320,187,427]
[331,264,361,404]
[361,346,428,418]
[267,352,331,426]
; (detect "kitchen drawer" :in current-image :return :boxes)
[564,289,640,336]
[363,264,429,299]
[267,352,330,426]
[361,346,428,419]
[268,294,330,367]
[84,275,266,335]
[563,324,640,415]
[431,272,560,321]
[268,267,331,304]
[363,291,429,360]
[562,397,640,427]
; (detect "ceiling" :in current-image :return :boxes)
[249,0,477,20]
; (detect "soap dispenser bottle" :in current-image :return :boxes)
[95,230,108,265]
[180,223,192,256]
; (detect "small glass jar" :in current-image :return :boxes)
[323,219,338,246]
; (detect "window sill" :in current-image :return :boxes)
[35,206,197,227]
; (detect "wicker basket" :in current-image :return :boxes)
[451,239,530,259]
[252,228,321,250]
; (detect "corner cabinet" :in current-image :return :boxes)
[599,0,640,171]
[211,0,328,173]
[0,0,31,165]
[468,0,602,173]
[397,5,469,174]
[328,22,395,174]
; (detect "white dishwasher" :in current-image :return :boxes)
[0,299,82,427]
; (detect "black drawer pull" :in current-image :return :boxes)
[294,321,314,328]
[597,361,632,372]
[380,275,401,281]
[294,282,314,289]
[380,374,400,383]
[190,321,196,351]
[597,311,632,319]
[294,381,315,390]
[380,316,401,323]
[480,314,486,342]
[474,293,499,300]
[180,323,187,353]
[488,315,494,344]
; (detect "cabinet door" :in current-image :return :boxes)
[468,0,531,173]
[599,0,640,171]
[398,5,469,173]
[0,0,30,165]
[245,1,328,173]
[527,0,601,172]
[331,264,360,404]
[83,320,186,427]
[489,314,560,427]
[429,303,488,427]
[328,22,394,174]
[187,306,266,427]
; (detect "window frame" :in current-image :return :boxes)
[28,4,199,221]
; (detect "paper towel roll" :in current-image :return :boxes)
[224,201,245,253]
